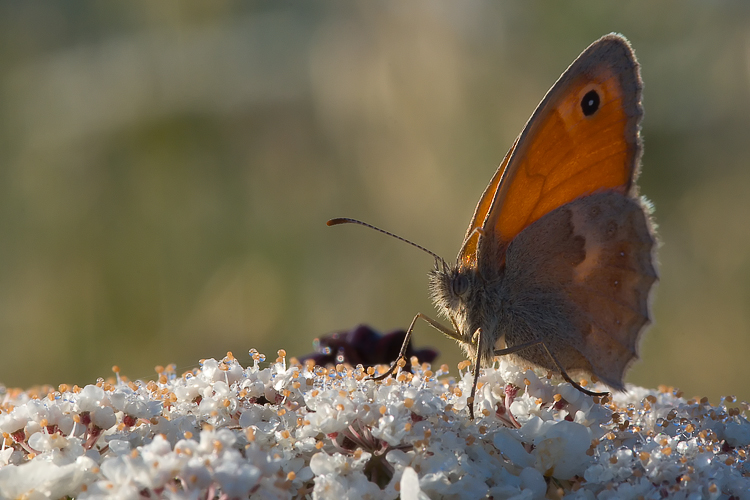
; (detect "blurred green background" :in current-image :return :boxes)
[0,1,748,404]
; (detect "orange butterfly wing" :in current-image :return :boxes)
[459,34,642,269]
[458,137,517,268]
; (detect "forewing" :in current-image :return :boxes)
[477,34,642,270]
[457,138,517,268]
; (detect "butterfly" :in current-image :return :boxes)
[329,33,657,418]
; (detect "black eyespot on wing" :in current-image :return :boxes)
[581,90,600,116]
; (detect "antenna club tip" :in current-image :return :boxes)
[327,218,347,226]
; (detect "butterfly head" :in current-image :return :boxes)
[428,260,493,358]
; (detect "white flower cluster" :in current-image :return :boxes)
[0,350,748,499]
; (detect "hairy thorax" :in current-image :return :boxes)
[428,264,507,367]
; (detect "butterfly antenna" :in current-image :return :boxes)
[327,217,447,267]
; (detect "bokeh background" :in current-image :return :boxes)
[0,1,748,404]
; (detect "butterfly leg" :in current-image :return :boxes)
[466,328,544,421]
[494,341,609,398]
[467,329,531,419]
[370,313,457,381]
[539,343,609,397]
[467,330,484,420]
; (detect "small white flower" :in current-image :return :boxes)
[0,349,746,498]
[533,420,592,480]
[76,385,107,412]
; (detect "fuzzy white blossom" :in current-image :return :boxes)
[0,352,746,499]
